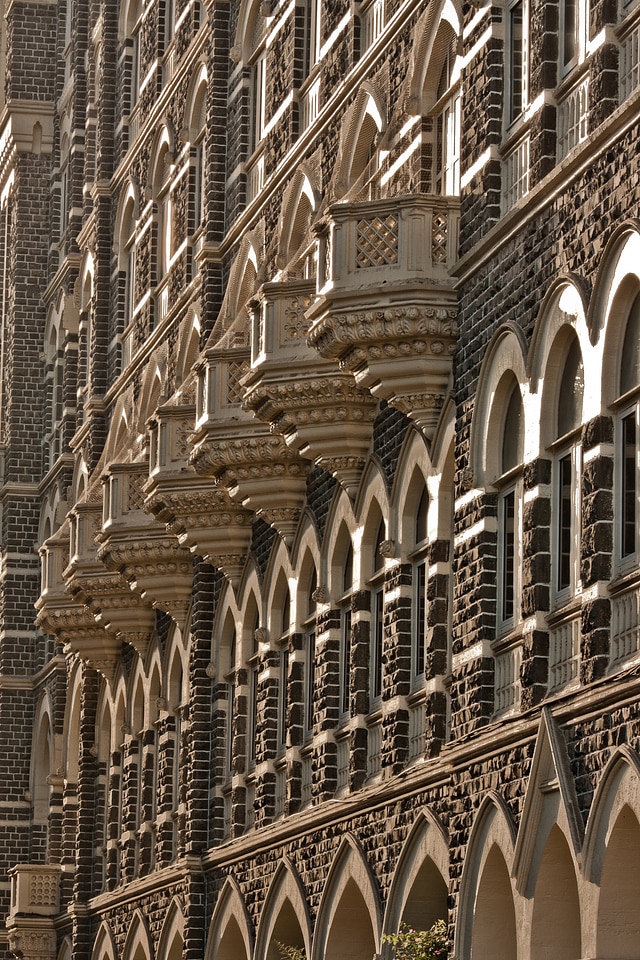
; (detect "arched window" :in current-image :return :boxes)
[554,335,583,599]
[497,378,524,632]
[411,483,429,683]
[611,290,640,666]
[616,290,640,564]
[121,0,143,114]
[117,189,137,368]
[369,514,386,704]
[152,139,173,285]
[433,39,461,195]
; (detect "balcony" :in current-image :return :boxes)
[144,399,254,587]
[241,278,378,497]
[35,522,120,682]
[97,460,194,629]
[6,865,60,960]
[64,499,155,661]
[307,194,459,440]
[189,346,311,545]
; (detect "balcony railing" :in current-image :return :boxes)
[611,585,640,665]
[494,644,522,714]
[557,78,589,160]
[548,615,580,691]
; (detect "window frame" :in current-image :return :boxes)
[506,0,528,127]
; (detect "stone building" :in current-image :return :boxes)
[0,0,640,958]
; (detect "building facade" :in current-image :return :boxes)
[0,0,639,958]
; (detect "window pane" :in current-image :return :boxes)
[557,337,584,438]
[620,292,640,397]
[372,589,384,700]
[562,0,577,66]
[341,610,351,715]
[501,489,515,621]
[279,649,288,748]
[509,0,523,122]
[305,632,315,735]
[501,383,523,473]
[414,560,427,677]
[622,412,637,557]
[557,454,572,591]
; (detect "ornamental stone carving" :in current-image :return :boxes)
[305,194,459,441]
[242,278,378,497]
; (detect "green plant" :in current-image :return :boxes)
[383,919,449,960]
[275,941,306,960]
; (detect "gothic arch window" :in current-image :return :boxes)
[115,185,138,369]
[494,375,524,638]
[95,686,112,890]
[615,289,640,566]
[247,3,267,156]
[150,135,173,288]
[166,630,187,858]
[406,475,429,686]
[278,172,319,276]
[365,507,386,707]
[541,328,584,693]
[340,91,385,196]
[120,0,144,114]
[79,264,93,417]
[44,314,63,470]
[217,608,237,837]
[431,31,461,195]
[185,67,207,237]
[330,523,354,796]
[552,333,583,600]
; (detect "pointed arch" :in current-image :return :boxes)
[456,792,518,960]
[583,746,640,885]
[278,165,321,268]
[408,0,463,112]
[204,876,253,960]
[383,809,449,939]
[184,61,208,141]
[527,276,589,391]
[157,897,185,960]
[32,692,56,824]
[123,909,153,960]
[175,306,202,387]
[255,858,312,960]
[91,923,117,960]
[588,219,640,345]
[138,361,165,431]
[313,834,381,960]
[336,83,386,197]
[471,323,528,486]
[57,938,72,960]
[232,0,266,63]
[530,825,582,960]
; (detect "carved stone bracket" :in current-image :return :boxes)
[190,427,311,545]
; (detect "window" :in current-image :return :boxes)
[507,0,528,125]
[553,338,583,601]
[411,486,429,682]
[304,568,317,739]
[616,291,640,563]
[250,41,266,154]
[370,519,386,703]
[433,45,461,195]
[301,0,320,80]
[277,591,290,753]
[340,543,353,718]
[497,381,524,631]
[559,0,586,75]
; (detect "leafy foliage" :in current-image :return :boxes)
[276,942,306,960]
[383,920,449,960]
